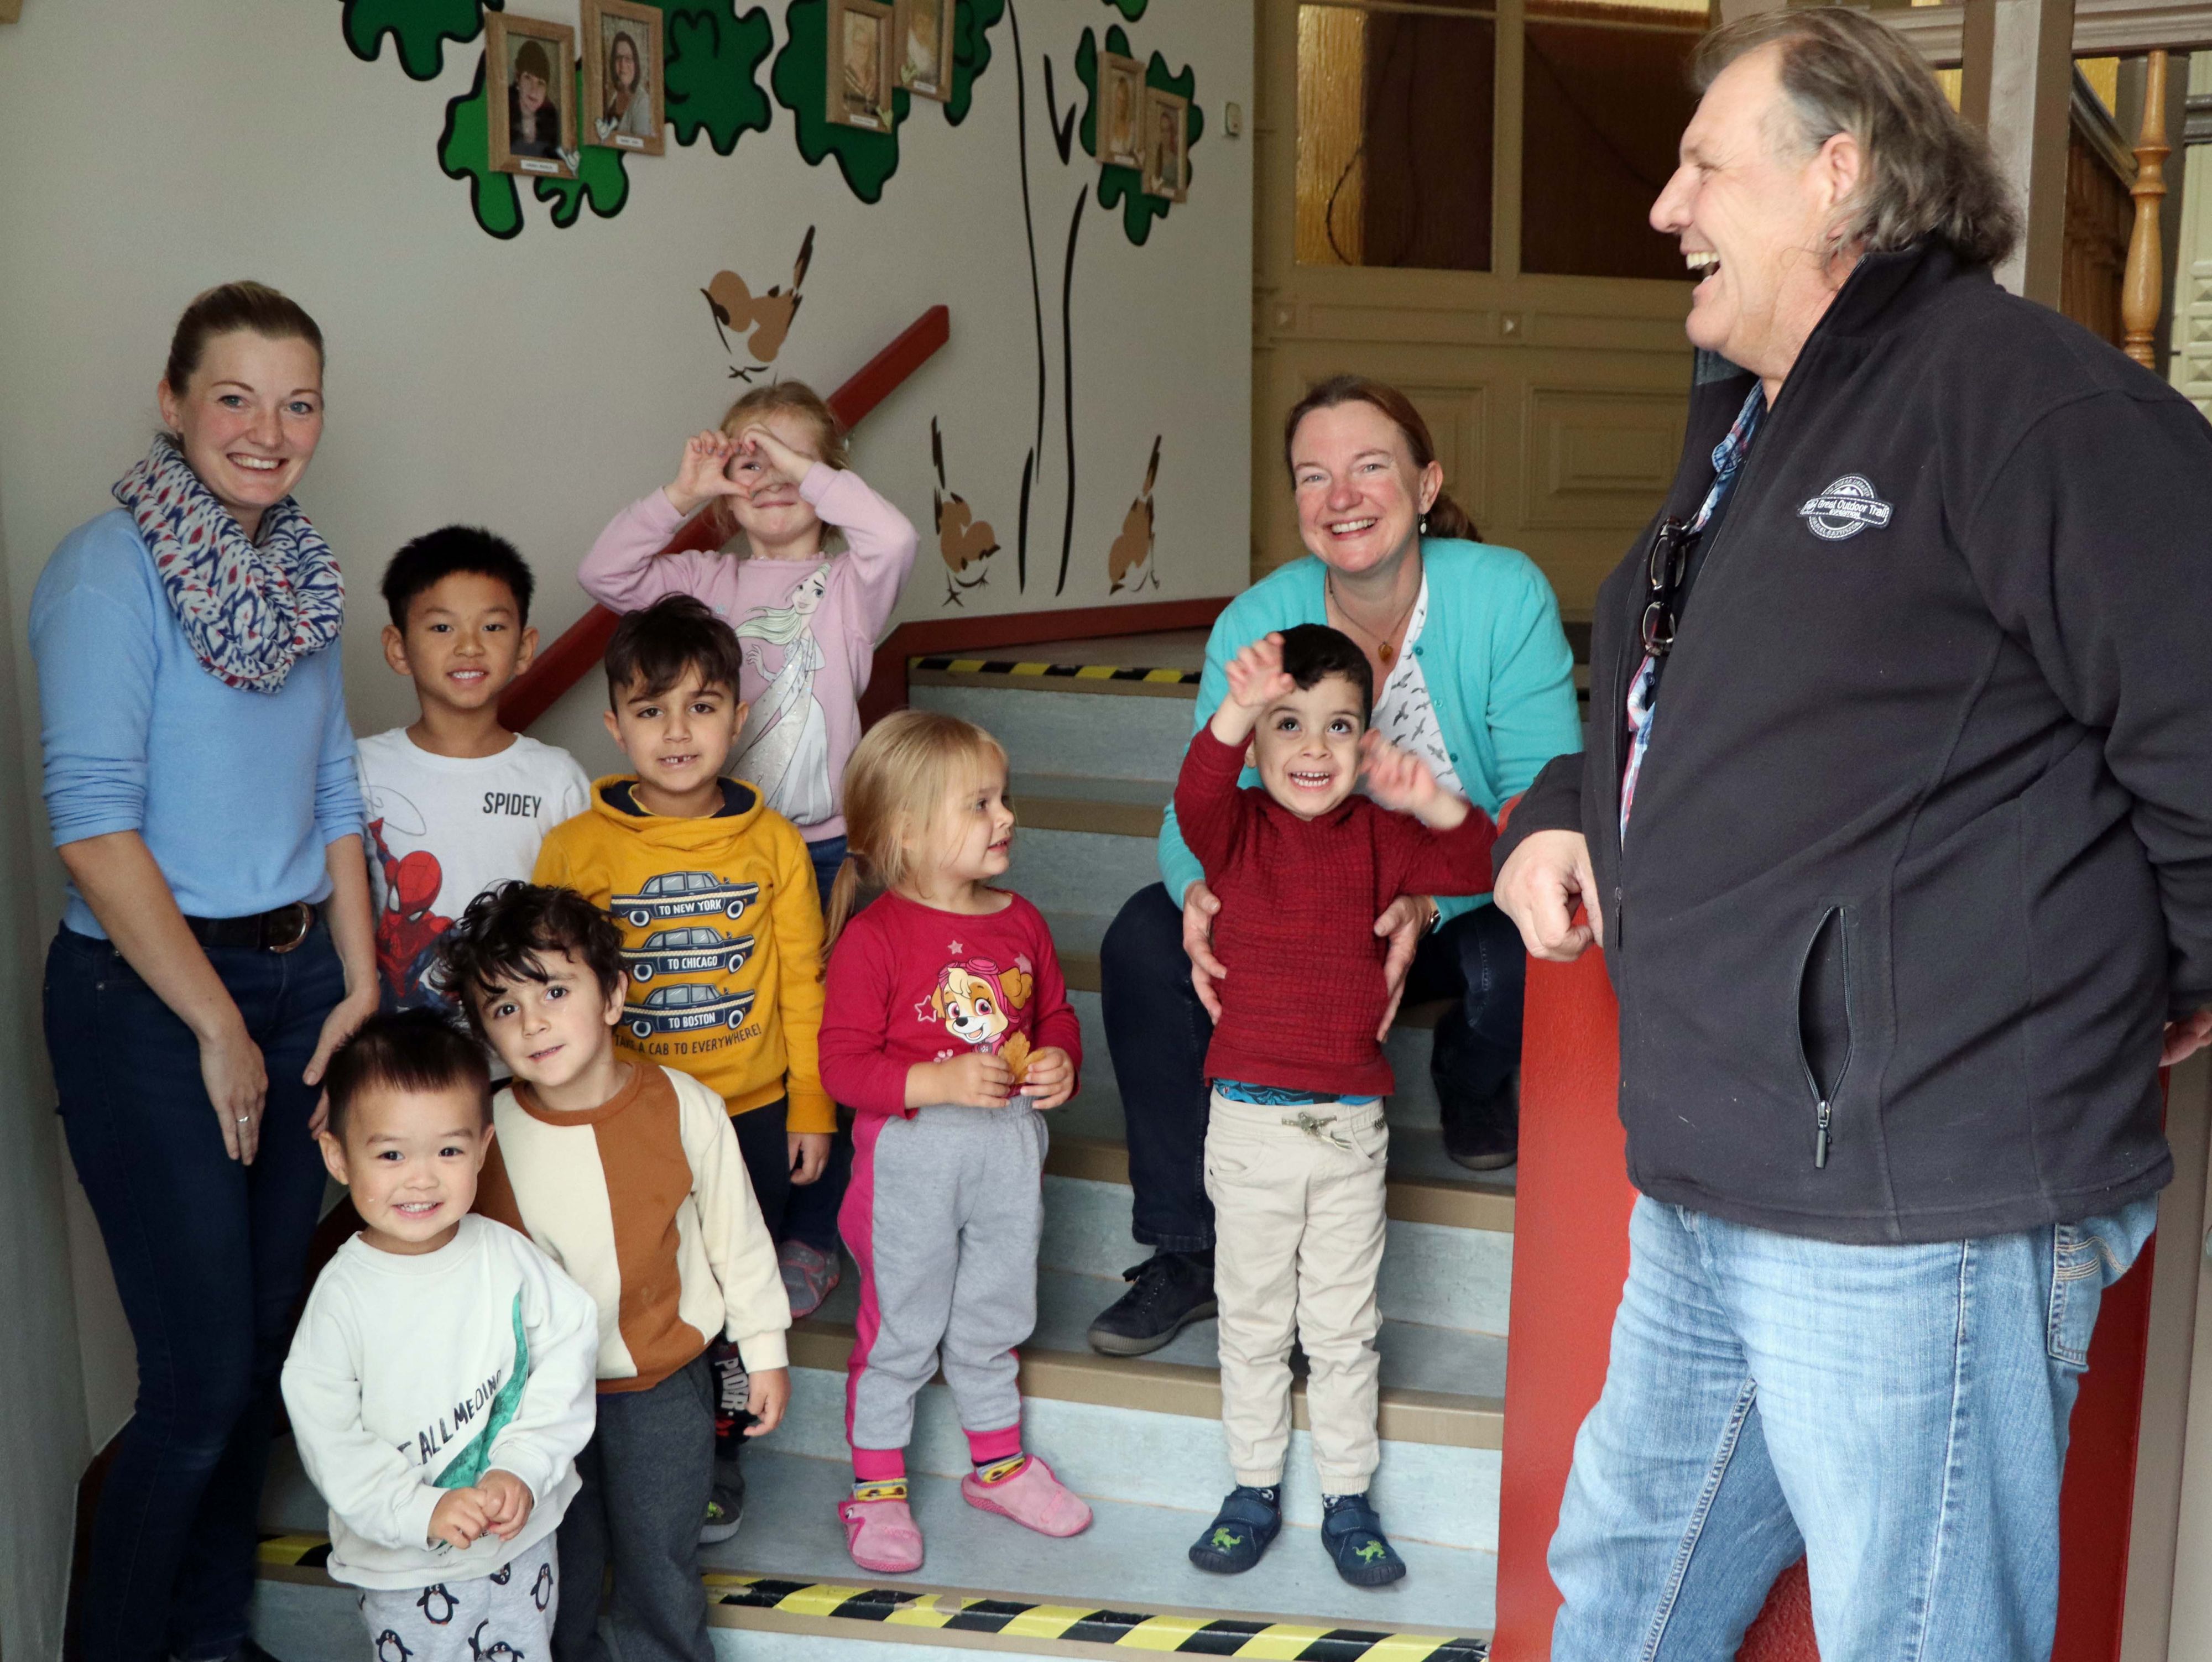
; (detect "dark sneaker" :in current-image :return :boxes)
[701,1482,744,1545]
[1086,1251,1216,1357]
[1187,1486,1282,1574]
[1321,1493,1407,1586]
[1441,1070,1519,1172]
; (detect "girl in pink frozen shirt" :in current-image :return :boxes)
[581,382,919,1355]
[581,381,920,900]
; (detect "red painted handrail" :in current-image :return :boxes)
[499,305,952,731]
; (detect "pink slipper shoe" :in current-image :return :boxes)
[959,1456,1093,1538]
[839,1496,924,1573]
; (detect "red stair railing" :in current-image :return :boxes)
[499,305,952,731]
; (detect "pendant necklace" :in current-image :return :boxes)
[1327,573,1420,669]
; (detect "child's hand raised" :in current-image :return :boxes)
[1023,1046,1074,1110]
[475,1469,535,1542]
[1210,633,1296,746]
[1224,633,1295,713]
[666,431,747,516]
[734,423,813,492]
[1361,731,1470,830]
[428,1486,491,1551]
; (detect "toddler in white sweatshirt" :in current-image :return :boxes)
[281,1010,598,1662]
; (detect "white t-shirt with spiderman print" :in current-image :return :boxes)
[356,729,591,1014]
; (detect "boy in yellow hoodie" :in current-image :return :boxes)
[534,593,828,1545]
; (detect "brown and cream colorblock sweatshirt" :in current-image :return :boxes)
[475,1062,790,1392]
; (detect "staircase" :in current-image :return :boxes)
[251,629,1512,1661]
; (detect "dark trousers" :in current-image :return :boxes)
[782,833,854,1255]
[45,922,345,1662]
[1099,884,1525,1251]
[553,1356,717,1662]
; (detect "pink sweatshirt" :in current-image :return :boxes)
[581,464,919,843]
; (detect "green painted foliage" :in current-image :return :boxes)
[659,2,776,154]
[339,0,496,81]
[437,58,523,239]
[1100,0,1146,19]
[945,0,1008,127]
[1077,26,1201,247]
[772,0,909,204]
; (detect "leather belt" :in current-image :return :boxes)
[184,901,318,954]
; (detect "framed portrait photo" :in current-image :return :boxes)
[827,0,896,132]
[583,0,665,155]
[1142,85,1190,202]
[487,12,577,177]
[897,0,958,103]
[1094,53,1144,169]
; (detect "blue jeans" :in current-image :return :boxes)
[1550,1194,2159,1662]
[46,922,345,1662]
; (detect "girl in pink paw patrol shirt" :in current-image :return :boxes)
[816,710,1089,1575]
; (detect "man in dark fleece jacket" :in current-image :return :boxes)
[1493,11,2212,1659]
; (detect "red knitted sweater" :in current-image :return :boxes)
[1176,725,1500,1099]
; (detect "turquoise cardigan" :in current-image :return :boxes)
[1159,537,1584,924]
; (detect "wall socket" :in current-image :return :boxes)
[1224,102,1244,138]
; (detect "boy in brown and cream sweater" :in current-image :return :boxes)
[440,881,789,1662]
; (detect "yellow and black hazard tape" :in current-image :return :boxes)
[910,654,1201,686]
[257,1540,1486,1661]
[706,1575,1490,1662]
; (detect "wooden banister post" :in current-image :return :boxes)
[1988,0,2080,303]
[2124,49,2173,366]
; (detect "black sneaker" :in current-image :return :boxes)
[1187,1485,1282,1574]
[700,1483,744,1545]
[1321,1493,1407,1586]
[1086,1251,1216,1356]
[1441,1070,1518,1172]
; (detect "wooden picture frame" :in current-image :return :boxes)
[1142,85,1190,202]
[487,12,577,178]
[1094,53,1144,169]
[827,0,896,132]
[896,0,958,103]
[583,0,665,155]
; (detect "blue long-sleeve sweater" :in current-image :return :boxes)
[32,509,364,938]
[1160,537,1583,926]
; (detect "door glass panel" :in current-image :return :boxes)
[1520,0,1703,280]
[1296,1,1496,270]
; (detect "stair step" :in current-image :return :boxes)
[911,684,1196,785]
[1035,1178,1511,1335]
[255,1450,1496,1651]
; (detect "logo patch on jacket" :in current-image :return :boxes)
[1798,476,1893,540]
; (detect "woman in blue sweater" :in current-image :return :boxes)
[1088,376,1582,1355]
[34,283,378,1662]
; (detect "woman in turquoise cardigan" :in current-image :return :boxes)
[1088,375,1583,1355]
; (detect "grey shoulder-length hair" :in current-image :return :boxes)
[1695,5,2021,270]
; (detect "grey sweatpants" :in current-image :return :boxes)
[841,1102,1047,1469]
[358,1537,557,1662]
[552,1356,714,1662]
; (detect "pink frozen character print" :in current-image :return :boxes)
[733,563,833,824]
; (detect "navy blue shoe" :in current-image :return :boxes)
[1188,1485,1282,1574]
[1321,1493,1406,1586]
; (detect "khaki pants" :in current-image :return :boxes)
[1203,1089,1389,1493]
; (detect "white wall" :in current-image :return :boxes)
[0,1,1251,1643]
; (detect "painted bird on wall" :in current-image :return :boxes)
[1109,435,1162,594]
[702,224,815,380]
[932,418,999,607]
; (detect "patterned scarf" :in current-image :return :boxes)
[111,437,345,694]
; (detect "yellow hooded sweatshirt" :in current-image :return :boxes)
[534,776,833,1133]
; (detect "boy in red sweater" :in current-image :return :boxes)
[1175,624,1496,1589]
